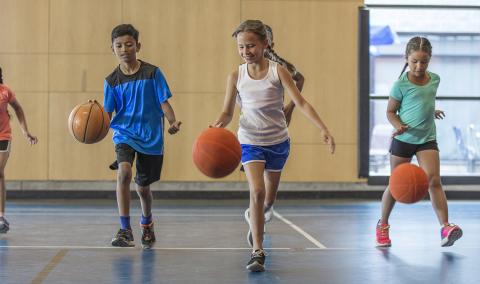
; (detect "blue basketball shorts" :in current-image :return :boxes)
[241,139,290,172]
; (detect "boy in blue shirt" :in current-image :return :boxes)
[104,24,181,249]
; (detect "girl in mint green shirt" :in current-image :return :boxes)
[375,37,463,248]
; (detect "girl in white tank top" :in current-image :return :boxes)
[212,20,335,272]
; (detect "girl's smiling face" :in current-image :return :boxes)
[236,31,268,64]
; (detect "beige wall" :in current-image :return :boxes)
[0,0,363,182]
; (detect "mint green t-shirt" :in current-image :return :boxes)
[389,71,440,144]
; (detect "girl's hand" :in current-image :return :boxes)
[322,131,335,154]
[25,132,38,145]
[210,121,224,128]
[392,125,409,137]
[434,110,445,119]
[168,121,182,135]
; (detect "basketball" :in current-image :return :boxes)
[68,100,110,144]
[192,128,242,178]
[389,163,429,204]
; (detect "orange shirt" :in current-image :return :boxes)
[0,84,16,141]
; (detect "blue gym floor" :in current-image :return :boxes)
[0,199,479,284]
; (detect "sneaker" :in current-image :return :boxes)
[111,228,135,247]
[0,217,10,234]
[246,249,266,272]
[109,160,118,170]
[264,205,274,223]
[376,220,391,247]
[244,207,274,224]
[141,222,156,249]
[441,223,463,247]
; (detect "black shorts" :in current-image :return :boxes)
[0,140,11,152]
[115,143,163,186]
[389,138,439,158]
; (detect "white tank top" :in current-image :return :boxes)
[236,60,289,145]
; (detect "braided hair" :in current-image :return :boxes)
[399,36,432,78]
[264,25,298,77]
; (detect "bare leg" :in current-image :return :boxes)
[244,162,266,251]
[417,150,448,225]
[117,162,133,217]
[380,155,411,224]
[136,185,153,219]
[0,151,10,217]
[264,171,281,209]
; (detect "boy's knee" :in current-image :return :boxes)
[136,186,151,197]
[117,168,132,185]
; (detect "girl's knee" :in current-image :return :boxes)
[429,175,442,188]
[250,188,266,204]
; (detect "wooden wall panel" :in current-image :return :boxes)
[0,0,49,53]
[49,0,122,53]
[282,144,358,182]
[242,0,360,145]
[48,92,114,180]
[6,92,48,180]
[0,55,48,92]
[1,0,363,182]
[49,55,118,92]
[122,0,241,93]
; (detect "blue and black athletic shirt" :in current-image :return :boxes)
[104,60,172,155]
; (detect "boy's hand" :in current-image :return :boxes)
[168,121,181,135]
[322,131,335,154]
[434,110,445,119]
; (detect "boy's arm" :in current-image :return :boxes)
[212,70,238,128]
[278,66,334,153]
[9,98,38,145]
[161,100,181,135]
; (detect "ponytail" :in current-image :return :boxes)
[0,67,3,84]
[399,62,408,79]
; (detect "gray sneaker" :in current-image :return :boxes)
[0,217,10,234]
[264,205,274,223]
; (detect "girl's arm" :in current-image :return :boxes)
[161,100,181,134]
[386,98,408,137]
[212,70,238,128]
[278,66,335,153]
[9,99,38,145]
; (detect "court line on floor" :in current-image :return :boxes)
[0,245,293,250]
[31,249,68,284]
[274,211,327,249]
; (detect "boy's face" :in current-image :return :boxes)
[236,31,268,64]
[111,35,140,64]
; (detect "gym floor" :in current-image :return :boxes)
[0,199,478,284]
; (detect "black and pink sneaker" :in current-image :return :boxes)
[441,223,462,247]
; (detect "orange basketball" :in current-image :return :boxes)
[389,163,429,204]
[68,100,110,144]
[192,128,242,178]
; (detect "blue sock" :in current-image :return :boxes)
[120,216,131,230]
[140,214,152,225]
